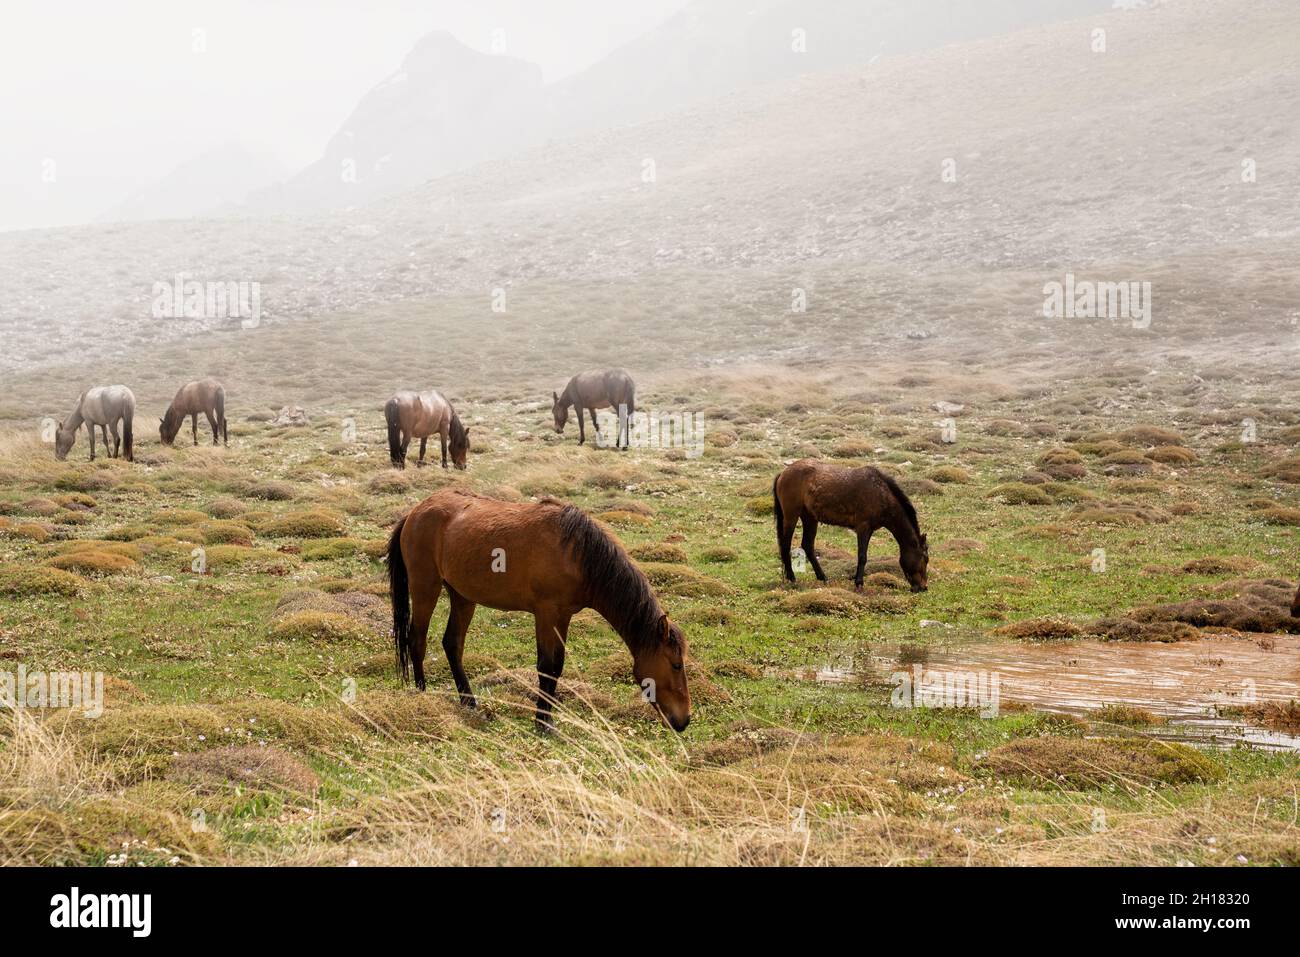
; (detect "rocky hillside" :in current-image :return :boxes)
[1,0,1295,378]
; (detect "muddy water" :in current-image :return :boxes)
[800,636,1300,751]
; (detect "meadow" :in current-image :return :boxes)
[1,277,1298,866]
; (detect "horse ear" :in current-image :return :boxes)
[552,391,559,403]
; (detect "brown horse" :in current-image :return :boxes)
[384,390,469,470]
[159,378,227,447]
[388,489,690,732]
[773,460,930,592]
[551,369,636,448]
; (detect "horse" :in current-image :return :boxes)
[388,489,690,732]
[773,459,930,592]
[54,386,136,463]
[159,378,228,447]
[1292,582,1299,618]
[384,390,469,470]
[551,368,636,448]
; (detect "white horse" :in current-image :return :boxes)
[55,385,136,462]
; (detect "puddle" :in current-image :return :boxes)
[795,636,1300,752]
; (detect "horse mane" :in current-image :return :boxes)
[554,504,662,652]
[876,470,921,537]
[448,410,468,450]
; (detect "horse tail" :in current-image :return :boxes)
[385,398,403,467]
[772,474,787,560]
[122,399,134,462]
[216,386,228,446]
[388,516,412,682]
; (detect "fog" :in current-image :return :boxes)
[0,0,688,231]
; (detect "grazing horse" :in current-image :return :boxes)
[551,368,636,448]
[388,489,690,732]
[160,378,227,447]
[54,385,135,463]
[385,390,469,470]
[773,459,929,592]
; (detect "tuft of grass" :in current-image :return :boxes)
[257,509,347,538]
[44,550,138,576]
[994,617,1082,641]
[0,565,84,597]
[981,737,1221,790]
[987,483,1052,506]
[269,611,371,642]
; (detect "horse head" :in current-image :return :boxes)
[901,532,930,592]
[551,391,568,433]
[634,614,691,732]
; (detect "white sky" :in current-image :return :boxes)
[0,0,690,232]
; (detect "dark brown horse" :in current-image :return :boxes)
[388,489,690,732]
[159,378,227,446]
[773,460,930,592]
[385,390,469,470]
[551,369,636,448]
[1292,582,1299,618]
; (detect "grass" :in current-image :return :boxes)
[0,304,1297,866]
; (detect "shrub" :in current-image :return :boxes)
[986,483,1051,506]
[258,510,347,538]
[629,542,689,563]
[45,550,138,576]
[302,538,364,561]
[198,520,254,546]
[269,611,370,643]
[0,565,83,596]
[698,546,739,563]
[927,466,972,484]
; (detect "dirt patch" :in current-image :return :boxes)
[169,745,320,795]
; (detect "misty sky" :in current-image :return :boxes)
[0,0,689,233]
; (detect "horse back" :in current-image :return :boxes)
[779,460,890,529]
[571,368,634,409]
[403,491,580,612]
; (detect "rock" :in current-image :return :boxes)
[270,406,311,427]
[932,401,965,415]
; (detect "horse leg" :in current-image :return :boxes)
[442,588,478,707]
[400,432,410,469]
[778,510,799,582]
[205,410,219,445]
[440,431,448,469]
[854,526,874,591]
[417,437,427,468]
[407,575,443,692]
[190,413,199,446]
[576,405,585,445]
[88,426,96,462]
[108,421,121,459]
[98,424,110,457]
[534,610,570,733]
[589,407,601,446]
[801,516,827,582]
